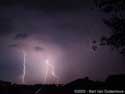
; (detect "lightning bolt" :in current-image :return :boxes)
[22,50,26,84]
[44,59,49,83]
[44,59,59,84]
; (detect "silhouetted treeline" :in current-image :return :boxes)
[0,74,125,94]
[93,0,125,56]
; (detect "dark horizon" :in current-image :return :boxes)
[0,74,125,94]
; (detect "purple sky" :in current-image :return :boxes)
[0,0,125,84]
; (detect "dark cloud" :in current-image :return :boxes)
[8,44,18,48]
[14,33,29,40]
[34,46,44,51]
[0,0,93,12]
[0,18,12,36]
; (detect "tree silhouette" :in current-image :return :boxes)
[93,0,125,55]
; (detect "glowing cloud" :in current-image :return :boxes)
[44,59,59,84]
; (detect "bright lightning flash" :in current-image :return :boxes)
[22,50,26,84]
[44,59,59,84]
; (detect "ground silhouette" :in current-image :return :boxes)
[0,74,125,94]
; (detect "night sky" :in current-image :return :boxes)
[0,0,125,84]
